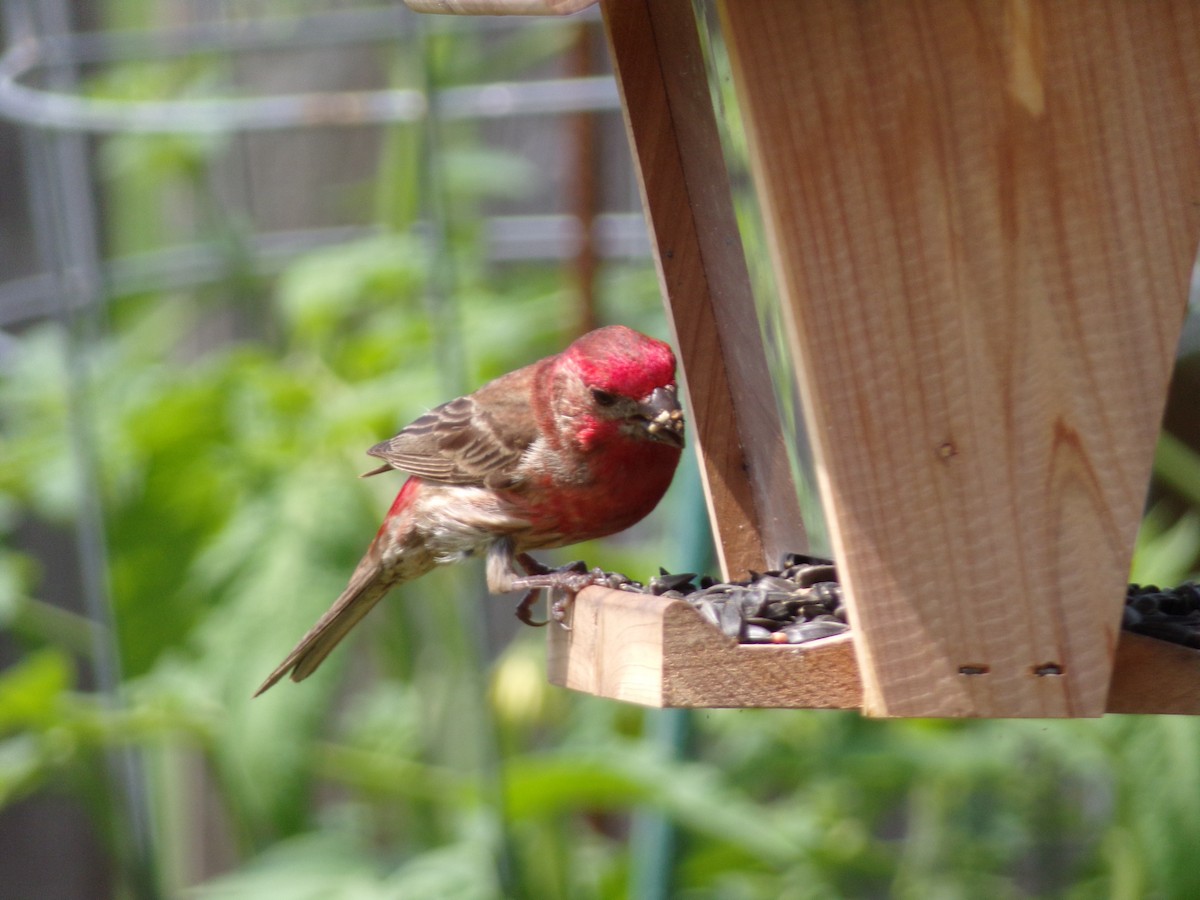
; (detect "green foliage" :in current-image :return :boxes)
[0,130,682,891]
[1132,434,1200,586]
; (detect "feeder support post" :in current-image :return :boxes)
[719,0,1200,716]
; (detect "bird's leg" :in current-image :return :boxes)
[515,553,550,626]
[489,539,604,628]
[517,553,550,576]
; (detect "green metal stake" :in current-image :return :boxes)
[629,449,714,900]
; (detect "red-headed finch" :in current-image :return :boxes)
[256,325,684,695]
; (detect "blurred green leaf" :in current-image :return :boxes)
[383,842,499,900]
[443,147,535,203]
[189,831,382,899]
[277,235,429,339]
[0,650,73,732]
[0,735,46,806]
[1132,504,1200,586]
[1155,430,1200,510]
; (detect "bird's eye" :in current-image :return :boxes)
[590,389,617,407]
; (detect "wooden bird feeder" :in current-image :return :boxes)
[407,0,1200,717]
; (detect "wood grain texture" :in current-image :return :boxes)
[1108,633,1200,716]
[719,0,1200,716]
[600,0,808,579]
[404,0,597,15]
[546,585,862,708]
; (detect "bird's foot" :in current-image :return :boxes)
[508,559,606,629]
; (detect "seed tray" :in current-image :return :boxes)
[545,561,1200,713]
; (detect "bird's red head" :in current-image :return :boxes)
[563,325,677,401]
[557,325,685,452]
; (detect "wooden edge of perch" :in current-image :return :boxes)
[546,585,861,709]
[547,586,1200,716]
[1107,633,1200,715]
[403,0,597,15]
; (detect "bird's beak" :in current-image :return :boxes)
[639,385,685,448]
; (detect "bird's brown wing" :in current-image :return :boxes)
[363,365,541,486]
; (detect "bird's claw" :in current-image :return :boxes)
[516,589,548,627]
[550,590,573,628]
[510,563,606,629]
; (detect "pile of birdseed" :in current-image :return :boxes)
[1124,582,1200,649]
[593,556,1200,651]
[599,553,849,645]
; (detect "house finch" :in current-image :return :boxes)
[255,325,685,695]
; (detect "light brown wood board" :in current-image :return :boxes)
[1107,633,1200,716]
[718,0,1200,717]
[546,586,862,708]
[600,0,808,579]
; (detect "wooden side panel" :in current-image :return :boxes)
[1108,634,1200,716]
[546,588,668,706]
[600,0,808,579]
[546,586,862,709]
[659,607,861,709]
[719,0,1200,716]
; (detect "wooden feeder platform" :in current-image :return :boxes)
[546,588,1200,715]
[408,0,1200,717]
